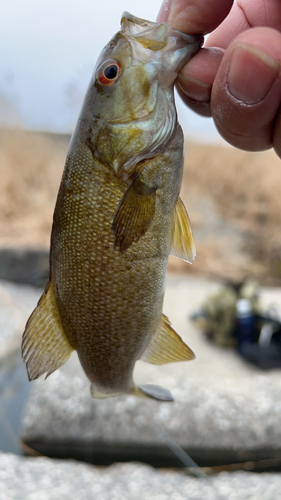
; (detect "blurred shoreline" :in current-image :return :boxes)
[0,128,281,286]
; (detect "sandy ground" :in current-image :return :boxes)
[0,128,281,285]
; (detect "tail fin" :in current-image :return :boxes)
[135,383,174,402]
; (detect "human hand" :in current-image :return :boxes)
[157,0,281,157]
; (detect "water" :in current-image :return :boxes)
[0,348,31,454]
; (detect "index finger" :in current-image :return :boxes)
[207,0,281,48]
[157,0,234,35]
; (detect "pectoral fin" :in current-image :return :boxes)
[140,314,195,365]
[171,196,196,263]
[22,280,73,380]
[112,173,156,252]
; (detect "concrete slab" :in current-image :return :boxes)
[20,276,281,464]
[1,452,281,500]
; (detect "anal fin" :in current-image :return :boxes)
[22,280,73,380]
[171,196,196,263]
[141,314,195,365]
[112,173,156,252]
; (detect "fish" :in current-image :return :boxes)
[22,12,203,402]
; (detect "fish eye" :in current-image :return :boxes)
[97,60,122,87]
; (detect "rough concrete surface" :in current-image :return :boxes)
[17,276,281,455]
[1,452,281,500]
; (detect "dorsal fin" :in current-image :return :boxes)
[140,314,195,365]
[170,196,196,263]
[22,280,73,380]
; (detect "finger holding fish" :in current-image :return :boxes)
[160,0,281,154]
[157,0,233,35]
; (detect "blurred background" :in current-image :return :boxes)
[1,0,281,285]
[1,1,281,498]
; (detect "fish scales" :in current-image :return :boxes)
[54,133,181,390]
[22,13,203,401]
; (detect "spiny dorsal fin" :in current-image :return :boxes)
[22,281,73,380]
[112,173,156,252]
[171,196,196,264]
[140,314,195,365]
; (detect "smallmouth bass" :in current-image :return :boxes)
[22,13,203,401]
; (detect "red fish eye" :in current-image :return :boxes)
[97,60,122,86]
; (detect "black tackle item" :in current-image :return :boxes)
[191,280,281,369]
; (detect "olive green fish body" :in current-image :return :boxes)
[22,13,203,401]
[52,126,182,395]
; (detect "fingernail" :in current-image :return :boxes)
[157,0,171,23]
[177,75,211,102]
[227,44,279,104]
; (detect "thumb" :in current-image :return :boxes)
[211,27,281,153]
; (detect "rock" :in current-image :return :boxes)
[0,248,49,287]
[1,452,281,500]
[20,277,281,467]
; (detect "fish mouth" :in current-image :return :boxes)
[121,11,158,36]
